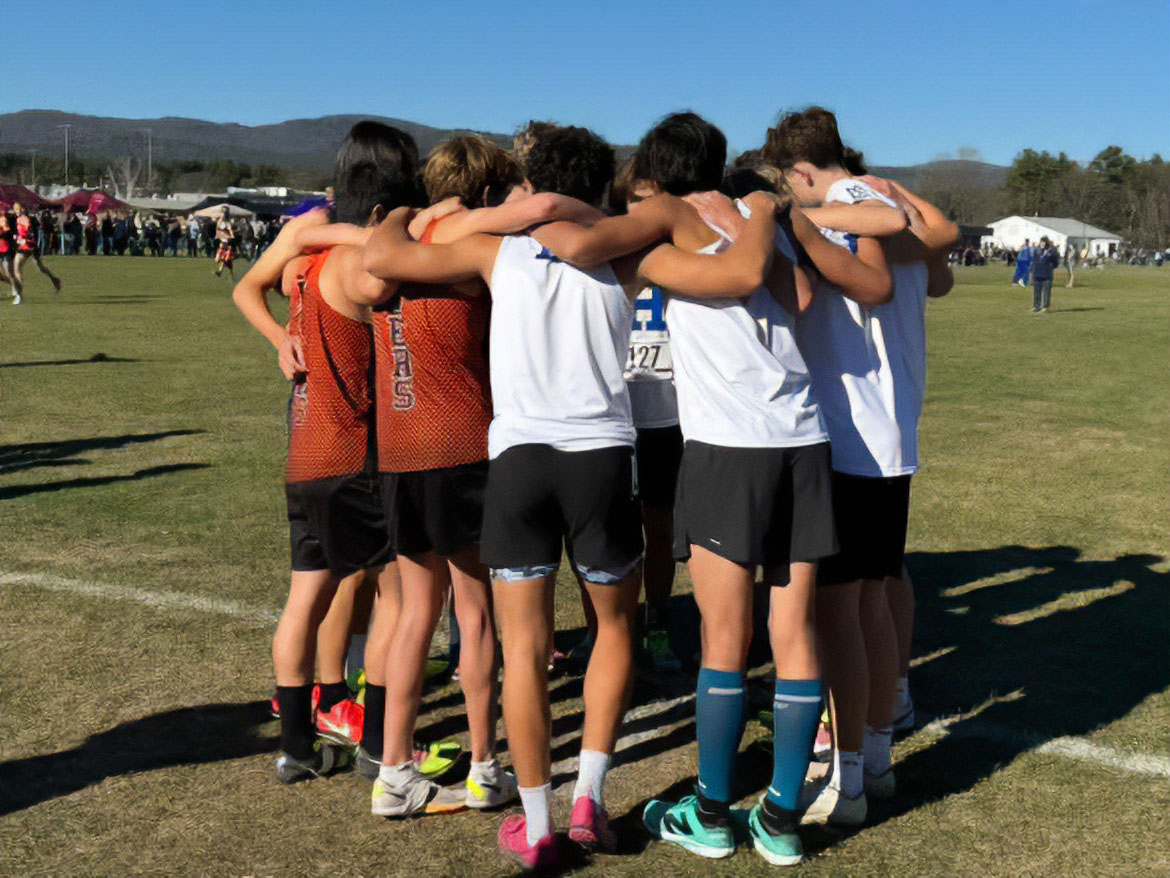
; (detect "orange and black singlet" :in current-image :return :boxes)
[285,249,376,484]
[372,218,492,473]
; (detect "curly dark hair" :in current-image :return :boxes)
[763,106,852,171]
[632,112,727,196]
[524,125,615,206]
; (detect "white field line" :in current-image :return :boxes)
[4,569,1169,782]
[0,570,279,625]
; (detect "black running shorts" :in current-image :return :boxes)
[635,424,684,509]
[673,441,837,580]
[479,443,644,576]
[817,471,911,587]
[382,460,489,558]
[287,473,395,578]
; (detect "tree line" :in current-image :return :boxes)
[915,146,1168,249]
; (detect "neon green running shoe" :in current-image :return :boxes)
[643,795,734,859]
[416,740,462,779]
[748,804,803,866]
[425,658,450,680]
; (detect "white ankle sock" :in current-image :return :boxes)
[863,726,893,775]
[836,751,864,798]
[378,760,416,785]
[572,749,610,805]
[518,784,552,844]
[470,758,497,779]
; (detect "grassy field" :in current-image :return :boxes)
[1,256,1168,877]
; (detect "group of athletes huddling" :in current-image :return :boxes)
[233,106,956,871]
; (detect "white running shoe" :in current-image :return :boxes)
[465,758,518,809]
[371,764,467,817]
[800,779,867,826]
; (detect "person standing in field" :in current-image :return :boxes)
[1012,238,1033,287]
[1031,237,1060,313]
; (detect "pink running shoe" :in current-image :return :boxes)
[498,815,557,871]
[568,796,617,852]
[316,697,364,746]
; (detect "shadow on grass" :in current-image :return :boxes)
[0,463,211,499]
[0,700,276,816]
[1051,306,1106,313]
[0,354,140,369]
[0,429,205,475]
[618,545,1168,861]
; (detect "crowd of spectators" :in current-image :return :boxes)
[25,209,278,260]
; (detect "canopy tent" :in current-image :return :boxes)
[56,190,130,215]
[194,203,254,218]
[124,196,202,214]
[0,182,56,213]
[188,193,298,218]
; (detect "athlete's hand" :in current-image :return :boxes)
[741,190,784,218]
[408,197,466,241]
[278,333,306,381]
[684,190,748,240]
[857,175,896,198]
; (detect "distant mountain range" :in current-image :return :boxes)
[0,109,1008,189]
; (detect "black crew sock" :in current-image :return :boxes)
[696,791,731,828]
[362,684,386,758]
[277,685,316,761]
[759,797,799,835]
[646,602,671,630]
[317,681,349,714]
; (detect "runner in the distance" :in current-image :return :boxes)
[12,202,63,298]
[215,206,237,278]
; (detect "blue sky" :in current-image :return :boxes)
[2,0,1166,166]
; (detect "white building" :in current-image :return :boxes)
[982,216,1123,257]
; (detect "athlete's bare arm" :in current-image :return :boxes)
[804,203,908,238]
[790,208,893,305]
[363,207,501,286]
[410,192,606,244]
[531,194,685,267]
[318,244,399,312]
[858,177,960,261]
[926,252,954,298]
[636,193,780,298]
[231,211,328,351]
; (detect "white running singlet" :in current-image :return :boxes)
[664,208,827,448]
[486,235,635,458]
[794,177,927,477]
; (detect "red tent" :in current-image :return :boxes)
[0,182,54,213]
[55,189,129,215]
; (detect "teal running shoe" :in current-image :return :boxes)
[748,804,803,866]
[643,795,735,859]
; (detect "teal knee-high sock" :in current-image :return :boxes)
[695,668,746,804]
[766,678,822,810]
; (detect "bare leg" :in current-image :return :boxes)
[641,505,675,615]
[688,545,753,671]
[382,553,447,765]
[860,579,898,728]
[769,562,820,680]
[447,545,498,762]
[272,569,339,686]
[886,571,915,678]
[579,573,640,754]
[364,562,402,688]
[493,574,555,787]
[315,568,368,685]
[814,580,866,752]
[33,254,62,290]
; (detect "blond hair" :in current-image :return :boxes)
[423,135,521,207]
